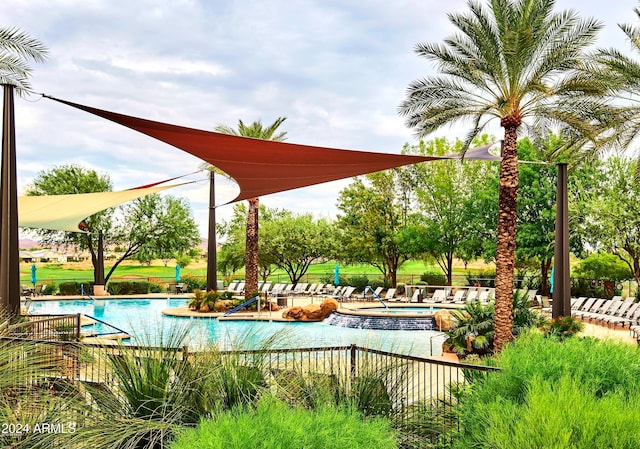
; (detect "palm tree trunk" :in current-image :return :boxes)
[494,126,518,351]
[245,197,259,299]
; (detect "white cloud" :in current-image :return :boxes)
[6,0,639,236]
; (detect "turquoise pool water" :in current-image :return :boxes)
[27,299,448,357]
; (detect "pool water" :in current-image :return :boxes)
[27,299,448,357]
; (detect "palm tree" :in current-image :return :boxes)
[0,26,48,93]
[213,118,287,299]
[399,0,614,351]
[595,5,640,170]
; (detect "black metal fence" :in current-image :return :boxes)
[0,337,498,447]
[8,314,81,341]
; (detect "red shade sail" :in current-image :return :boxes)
[45,96,499,204]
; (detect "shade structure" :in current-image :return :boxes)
[19,183,187,233]
[45,96,500,204]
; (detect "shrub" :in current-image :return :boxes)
[181,274,205,292]
[445,291,546,357]
[544,316,584,340]
[466,270,496,287]
[344,275,369,292]
[420,272,447,285]
[170,396,398,449]
[41,282,56,295]
[395,283,405,296]
[455,333,640,448]
[149,282,163,293]
[58,281,93,295]
[106,281,150,295]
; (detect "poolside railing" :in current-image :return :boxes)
[0,336,498,447]
[9,313,81,341]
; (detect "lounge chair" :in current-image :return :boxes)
[365,286,383,301]
[409,288,422,303]
[431,289,447,303]
[465,290,478,303]
[261,281,273,294]
[291,283,309,296]
[603,300,640,327]
[384,288,397,302]
[451,290,466,304]
[226,281,239,293]
[574,298,608,321]
[478,290,490,303]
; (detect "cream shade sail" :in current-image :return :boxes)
[18,183,186,233]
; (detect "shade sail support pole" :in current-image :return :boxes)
[206,170,217,291]
[552,163,570,318]
[1,84,20,318]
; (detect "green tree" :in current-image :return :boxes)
[24,164,113,285]
[109,194,201,282]
[218,204,287,282]
[514,137,557,295]
[214,117,287,299]
[261,213,335,284]
[0,26,48,94]
[399,0,612,351]
[336,171,411,286]
[595,5,640,167]
[401,135,497,285]
[575,156,640,286]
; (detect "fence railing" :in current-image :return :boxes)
[0,337,498,447]
[8,314,81,341]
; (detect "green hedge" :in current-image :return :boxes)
[58,281,93,295]
[106,281,150,295]
[171,396,398,449]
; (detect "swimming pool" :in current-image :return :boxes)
[27,298,448,357]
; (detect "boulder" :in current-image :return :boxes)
[434,310,453,331]
[301,303,323,320]
[282,306,304,320]
[320,298,339,316]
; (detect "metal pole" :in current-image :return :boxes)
[206,170,217,291]
[552,163,570,318]
[96,230,105,285]
[0,84,20,318]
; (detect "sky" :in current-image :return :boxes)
[5,0,639,237]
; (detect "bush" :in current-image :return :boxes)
[106,281,150,295]
[58,281,93,295]
[455,333,640,448]
[544,316,584,340]
[344,275,369,292]
[149,282,163,293]
[466,270,496,287]
[395,283,405,296]
[420,272,447,285]
[181,274,206,292]
[170,396,398,449]
[41,282,56,295]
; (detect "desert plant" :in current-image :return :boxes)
[454,333,640,448]
[544,316,584,340]
[170,395,398,449]
[188,290,205,311]
[446,291,545,357]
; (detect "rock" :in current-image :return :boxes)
[282,306,304,320]
[434,310,453,331]
[301,304,323,320]
[320,298,339,316]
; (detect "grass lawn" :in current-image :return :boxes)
[20,258,494,285]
